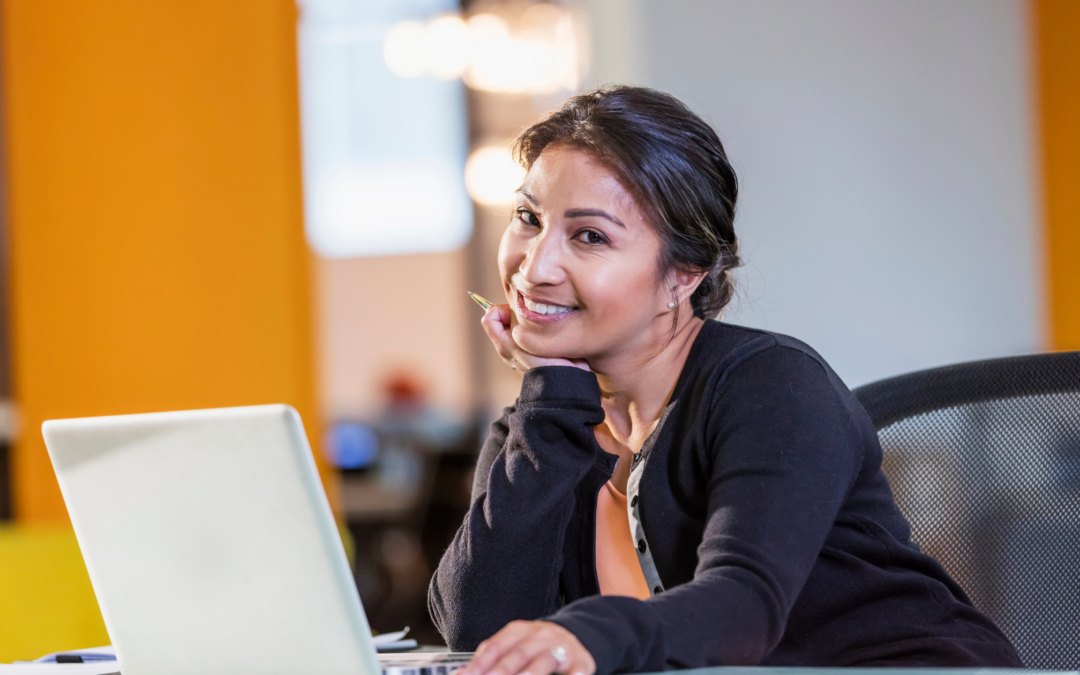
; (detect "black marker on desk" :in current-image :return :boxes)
[55,654,84,663]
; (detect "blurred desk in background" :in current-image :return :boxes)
[337,417,483,647]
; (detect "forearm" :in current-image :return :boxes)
[546,566,784,673]
[429,488,571,650]
[429,367,607,650]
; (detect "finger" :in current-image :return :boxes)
[507,625,587,675]
[519,653,559,675]
[491,302,512,326]
[481,303,512,333]
[488,649,532,675]
[564,655,594,675]
[481,304,513,339]
[480,306,515,360]
[566,358,592,373]
[464,623,532,675]
[487,634,554,675]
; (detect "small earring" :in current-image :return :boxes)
[667,301,676,309]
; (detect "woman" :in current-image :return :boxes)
[428,86,1021,674]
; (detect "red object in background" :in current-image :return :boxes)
[382,371,428,412]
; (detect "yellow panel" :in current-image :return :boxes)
[1,0,328,523]
[1036,0,1080,350]
[0,525,109,662]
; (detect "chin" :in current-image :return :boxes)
[513,325,583,361]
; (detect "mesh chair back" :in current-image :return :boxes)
[853,352,1080,670]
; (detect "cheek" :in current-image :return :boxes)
[497,228,525,281]
[581,264,658,324]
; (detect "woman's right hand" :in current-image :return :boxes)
[481,304,591,374]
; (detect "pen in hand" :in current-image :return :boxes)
[468,291,589,372]
[467,291,494,310]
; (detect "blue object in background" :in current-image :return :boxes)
[327,423,380,470]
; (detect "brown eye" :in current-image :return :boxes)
[516,209,540,227]
[577,229,606,245]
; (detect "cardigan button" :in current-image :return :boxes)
[630,495,639,508]
[637,539,647,553]
[653,586,663,594]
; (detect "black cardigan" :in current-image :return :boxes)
[429,321,1022,672]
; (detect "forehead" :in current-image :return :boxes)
[522,145,639,215]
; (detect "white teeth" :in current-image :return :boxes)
[523,297,575,315]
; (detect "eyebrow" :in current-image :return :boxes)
[517,188,627,229]
[564,208,626,229]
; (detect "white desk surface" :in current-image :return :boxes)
[0,665,117,675]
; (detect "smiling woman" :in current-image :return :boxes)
[428,87,1023,674]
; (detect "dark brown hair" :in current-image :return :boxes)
[512,86,740,319]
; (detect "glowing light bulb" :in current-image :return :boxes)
[467,13,511,43]
[520,4,562,39]
[384,8,582,94]
[464,14,515,92]
[424,15,472,80]
[384,21,427,78]
[465,146,526,206]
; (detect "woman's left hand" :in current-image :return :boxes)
[459,621,596,675]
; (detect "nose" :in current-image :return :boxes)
[518,228,566,286]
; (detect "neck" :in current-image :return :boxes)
[591,314,706,443]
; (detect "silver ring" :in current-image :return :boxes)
[550,646,567,666]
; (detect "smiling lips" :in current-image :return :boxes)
[515,290,578,323]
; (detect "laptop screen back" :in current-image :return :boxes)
[43,405,379,675]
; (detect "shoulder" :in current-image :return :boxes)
[688,320,841,392]
[685,321,871,441]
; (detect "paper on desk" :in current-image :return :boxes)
[31,647,115,664]
[0,664,118,675]
[374,627,418,651]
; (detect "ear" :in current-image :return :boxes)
[665,267,707,310]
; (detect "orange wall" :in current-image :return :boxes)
[3,0,325,523]
[1036,0,1080,350]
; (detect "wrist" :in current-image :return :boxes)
[519,366,602,408]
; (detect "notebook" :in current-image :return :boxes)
[42,404,470,675]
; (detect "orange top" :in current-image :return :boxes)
[595,480,652,599]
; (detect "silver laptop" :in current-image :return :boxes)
[43,404,469,675]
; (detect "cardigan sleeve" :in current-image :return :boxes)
[546,346,866,672]
[428,366,608,651]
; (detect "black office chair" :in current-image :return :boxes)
[853,352,1080,670]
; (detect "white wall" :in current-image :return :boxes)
[586,0,1044,387]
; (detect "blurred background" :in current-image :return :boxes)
[0,0,1078,661]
